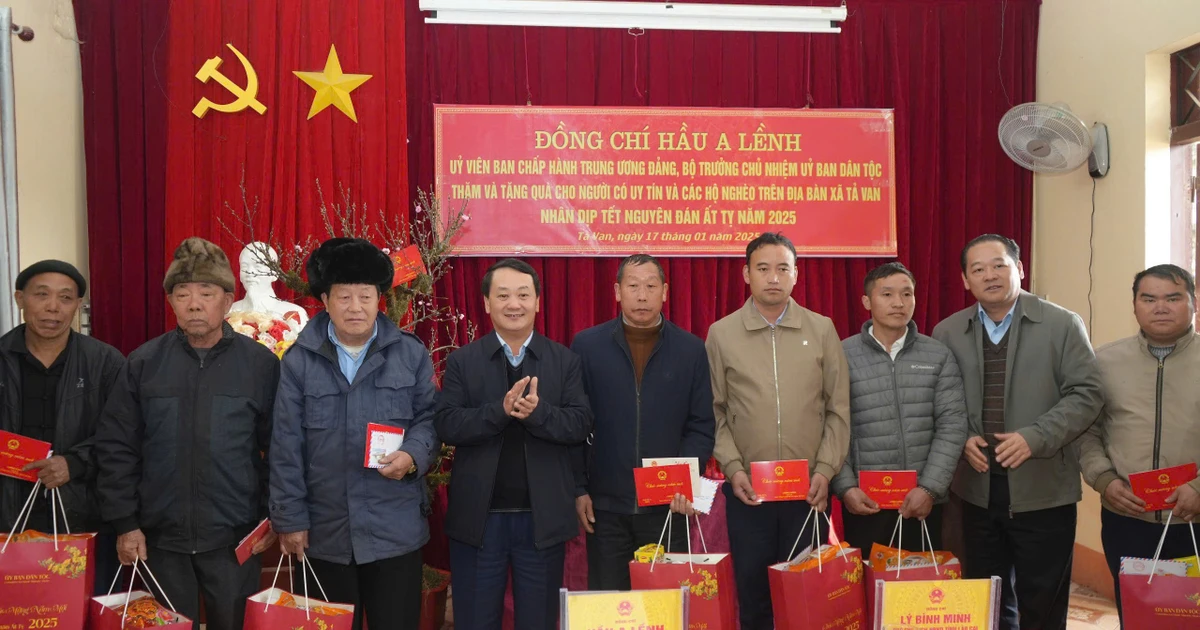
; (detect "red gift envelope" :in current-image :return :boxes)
[235,518,271,565]
[633,464,693,506]
[751,459,810,502]
[391,245,426,287]
[1129,463,1198,511]
[860,470,918,510]
[0,429,51,482]
[364,423,406,469]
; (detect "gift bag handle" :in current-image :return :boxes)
[297,554,332,620]
[650,511,695,573]
[112,559,180,627]
[1,480,75,554]
[1146,514,1200,584]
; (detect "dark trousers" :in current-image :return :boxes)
[960,475,1076,630]
[586,509,690,590]
[146,545,262,630]
[723,482,828,630]
[841,504,944,554]
[93,533,121,595]
[303,549,423,630]
[448,511,566,630]
[1100,508,1198,621]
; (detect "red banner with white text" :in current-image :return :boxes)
[435,105,896,257]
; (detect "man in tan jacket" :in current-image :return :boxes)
[707,232,850,630]
[1077,264,1200,619]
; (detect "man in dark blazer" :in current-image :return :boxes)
[434,258,592,630]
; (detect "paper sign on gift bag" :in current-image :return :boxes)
[751,459,809,502]
[1129,463,1198,512]
[560,587,687,630]
[874,577,1001,630]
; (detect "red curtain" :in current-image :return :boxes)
[76,0,409,347]
[406,0,1039,345]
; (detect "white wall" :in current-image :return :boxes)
[1036,0,1200,554]
[9,0,87,276]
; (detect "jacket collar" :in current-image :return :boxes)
[2,324,76,355]
[858,318,918,353]
[740,297,803,331]
[481,328,547,361]
[173,321,236,357]
[963,291,1038,333]
[297,311,404,355]
[1136,325,1197,355]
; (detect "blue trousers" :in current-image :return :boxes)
[448,512,566,630]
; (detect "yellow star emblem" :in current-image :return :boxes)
[293,45,372,122]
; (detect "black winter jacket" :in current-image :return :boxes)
[0,328,124,531]
[95,324,279,553]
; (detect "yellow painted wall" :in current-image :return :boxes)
[9,0,87,277]
[1036,0,1200,557]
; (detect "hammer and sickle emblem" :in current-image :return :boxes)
[1159,473,1171,485]
[657,470,668,481]
[192,43,267,118]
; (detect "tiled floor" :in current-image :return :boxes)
[1067,583,1121,630]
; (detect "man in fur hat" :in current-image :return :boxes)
[271,238,440,630]
[95,237,281,630]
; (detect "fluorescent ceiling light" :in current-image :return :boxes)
[420,0,848,34]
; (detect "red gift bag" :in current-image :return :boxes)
[244,554,355,630]
[90,560,193,630]
[0,482,97,630]
[767,509,866,630]
[629,513,738,630]
[861,517,961,629]
[1119,517,1200,629]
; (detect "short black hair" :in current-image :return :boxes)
[863,262,916,295]
[616,254,665,283]
[960,234,1020,272]
[745,232,797,266]
[481,258,541,297]
[1133,264,1196,301]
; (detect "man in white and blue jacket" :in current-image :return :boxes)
[832,262,967,552]
[570,254,714,591]
[270,239,440,630]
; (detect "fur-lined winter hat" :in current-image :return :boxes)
[162,237,236,293]
[306,238,393,299]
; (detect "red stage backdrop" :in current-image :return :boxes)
[435,105,896,256]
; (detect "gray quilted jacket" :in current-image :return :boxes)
[831,320,968,502]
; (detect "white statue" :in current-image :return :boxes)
[229,242,309,329]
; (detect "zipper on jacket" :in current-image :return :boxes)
[1154,357,1165,524]
[190,355,206,553]
[889,361,909,470]
[771,327,782,460]
[618,333,661,513]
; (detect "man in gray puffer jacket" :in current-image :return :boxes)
[832,262,968,552]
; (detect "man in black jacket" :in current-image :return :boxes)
[570,254,714,590]
[0,260,124,593]
[434,259,592,630]
[96,238,280,630]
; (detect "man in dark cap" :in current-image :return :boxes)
[0,259,125,593]
[271,238,440,630]
[95,237,280,630]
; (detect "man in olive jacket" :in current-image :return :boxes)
[932,234,1103,630]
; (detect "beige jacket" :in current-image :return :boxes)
[1077,327,1200,523]
[706,297,851,482]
